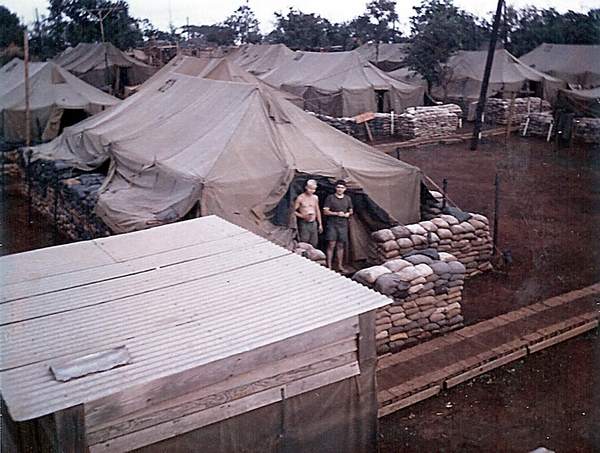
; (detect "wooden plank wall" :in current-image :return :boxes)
[85,316,360,453]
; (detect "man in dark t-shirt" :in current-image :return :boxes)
[323,179,353,273]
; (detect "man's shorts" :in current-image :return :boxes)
[298,219,318,247]
[325,222,349,243]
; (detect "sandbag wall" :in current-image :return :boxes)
[520,112,553,137]
[368,213,493,279]
[484,97,551,125]
[573,118,600,143]
[353,250,466,354]
[396,104,462,139]
[17,155,111,241]
[309,106,463,143]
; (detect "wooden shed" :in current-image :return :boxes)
[1,216,390,452]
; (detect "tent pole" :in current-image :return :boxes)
[470,0,504,150]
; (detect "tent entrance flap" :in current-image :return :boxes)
[42,109,89,142]
[268,174,396,261]
[375,90,389,113]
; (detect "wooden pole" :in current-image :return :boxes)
[493,173,500,254]
[505,91,517,144]
[470,0,504,150]
[24,28,31,147]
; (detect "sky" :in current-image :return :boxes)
[4,0,596,35]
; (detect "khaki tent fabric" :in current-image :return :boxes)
[558,86,600,118]
[431,49,566,104]
[519,44,600,89]
[259,51,425,118]
[0,58,120,143]
[229,43,295,76]
[28,70,422,249]
[134,55,304,108]
[387,67,428,90]
[355,42,410,72]
[54,42,158,90]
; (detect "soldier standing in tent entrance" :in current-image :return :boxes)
[323,180,353,273]
[293,179,323,248]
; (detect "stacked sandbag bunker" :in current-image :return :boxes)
[353,248,466,354]
[368,212,493,278]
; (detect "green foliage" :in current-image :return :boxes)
[266,8,351,50]
[507,7,600,57]
[349,0,402,44]
[224,5,262,44]
[44,0,144,54]
[404,0,488,90]
[0,6,25,49]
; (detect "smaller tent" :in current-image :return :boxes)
[54,42,158,95]
[431,49,565,104]
[260,51,425,118]
[230,43,295,76]
[557,86,600,118]
[0,58,120,144]
[354,42,410,72]
[519,44,600,89]
[387,67,428,90]
[132,54,304,108]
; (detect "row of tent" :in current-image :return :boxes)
[353,42,600,117]
[3,42,599,146]
[3,43,599,254]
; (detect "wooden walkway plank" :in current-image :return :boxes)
[376,284,600,417]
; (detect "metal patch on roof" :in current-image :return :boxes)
[50,346,131,382]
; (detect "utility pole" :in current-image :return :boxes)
[470,0,504,150]
[24,28,30,147]
[85,7,122,92]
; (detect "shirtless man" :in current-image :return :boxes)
[293,179,323,247]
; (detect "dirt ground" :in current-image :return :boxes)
[374,130,600,452]
[1,128,599,452]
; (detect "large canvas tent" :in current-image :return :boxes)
[229,43,295,76]
[54,42,158,94]
[354,42,410,72]
[27,67,423,260]
[259,51,425,118]
[519,44,600,89]
[431,49,565,104]
[0,58,119,144]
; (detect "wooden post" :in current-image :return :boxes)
[493,173,500,254]
[505,91,517,143]
[54,405,88,452]
[358,310,376,368]
[24,28,31,147]
[364,121,374,142]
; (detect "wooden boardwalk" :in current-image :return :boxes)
[376,283,600,418]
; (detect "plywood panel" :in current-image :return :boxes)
[84,318,358,427]
[88,362,360,453]
[87,339,357,444]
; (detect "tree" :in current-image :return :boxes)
[507,7,600,57]
[350,0,402,45]
[0,6,24,49]
[404,0,488,93]
[266,8,335,50]
[45,0,144,53]
[224,4,262,44]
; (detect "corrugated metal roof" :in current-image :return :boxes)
[0,215,390,421]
